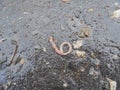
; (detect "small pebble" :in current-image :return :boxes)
[19,17,23,20]
[72,40,83,49]
[12,83,16,86]
[20,58,25,64]
[53,72,56,75]
[63,70,66,72]
[23,12,28,15]
[60,24,65,30]
[75,50,86,58]
[63,83,68,88]
[34,45,41,50]
[42,47,46,52]
[32,30,39,36]
[112,55,119,60]
[0,38,7,43]
[88,8,94,12]
[79,27,91,38]
[7,75,11,79]
[13,31,17,34]
[114,2,119,6]
[111,9,120,18]
[46,62,50,65]
[11,39,17,45]
[80,66,85,72]
[91,52,96,58]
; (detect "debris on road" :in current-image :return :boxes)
[23,12,29,15]
[10,43,18,65]
[34,45,41,50]
[72,40,83,49]
[63,83,68,88]
[111,9,120,19]
[112,55,119,60]
[88,8,94,12]
[91,52,96,58]
[0,38,7,43]
[20,58,25,65]
[42,47,47,52]
[13,55,22,65]
[75,50,85,58]
[11,40,17,45]
[32,30,39,36]
[79,66,85,72]
[106,78,117,90]
[60,24,65,31]
[78,27,91,38]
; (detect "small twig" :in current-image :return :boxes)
[11,44,18,64]
[7,44,18,66]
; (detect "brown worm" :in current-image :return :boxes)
[49,36,72,55]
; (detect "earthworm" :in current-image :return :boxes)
[49,36,72,55]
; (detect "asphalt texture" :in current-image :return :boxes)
[0,0,120,90]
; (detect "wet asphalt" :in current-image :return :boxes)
[0,0,120,90]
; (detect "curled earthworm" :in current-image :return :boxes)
[49,36,72,55]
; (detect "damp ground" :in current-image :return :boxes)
[0,0,120,90]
